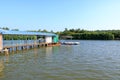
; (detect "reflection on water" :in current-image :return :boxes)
[0,60,4,72]
[0,60,4,78]
[45,47,53,58]
[1,40,120,80]
[5,55,9,63]
[0,72,4,78]
[33,48,38,64]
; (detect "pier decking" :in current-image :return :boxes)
[3,42,60,52]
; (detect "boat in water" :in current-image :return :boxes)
[61,42,80,45]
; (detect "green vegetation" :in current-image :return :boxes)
[72,33,114,40]
[1,27,120,40]
[3,35,37,40]
[56,28,120,40]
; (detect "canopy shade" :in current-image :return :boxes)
[0,29,56,36]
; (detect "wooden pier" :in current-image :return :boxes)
[0,29,60,54]
[1,42,60,53]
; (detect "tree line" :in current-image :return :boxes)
[56,28,120,40]
[3,35,37,40]
[1,27,120,40]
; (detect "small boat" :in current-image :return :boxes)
[61,42,80,45]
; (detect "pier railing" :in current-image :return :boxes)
[3,40,43,47]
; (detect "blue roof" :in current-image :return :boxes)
[0,29,56,36]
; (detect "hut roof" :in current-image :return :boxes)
[0,29,56,36]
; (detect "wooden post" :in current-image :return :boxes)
[12,47,14,52]
[0,34,3,50]
[4,48,9,56]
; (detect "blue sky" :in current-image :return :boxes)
[0,0,120,31]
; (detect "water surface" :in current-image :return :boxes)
[0,40,120,80]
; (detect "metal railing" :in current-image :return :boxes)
[3,40,45,47]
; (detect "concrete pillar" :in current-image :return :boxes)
[0,34,3,50]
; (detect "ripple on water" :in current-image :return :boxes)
[1,40,120,80]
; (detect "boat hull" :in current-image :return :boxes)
[61,42,79,45]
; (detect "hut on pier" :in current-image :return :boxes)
[0,29,59,52]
